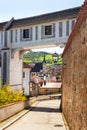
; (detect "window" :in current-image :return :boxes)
[21,28,32,41]
[66,21,69,36]
[41,24,55,39]
[1,32,3,45]
[59,22,63,37]
[23,29,29,39]
[5,31,7,46]
[10,30,13,43]
[15,30,17,42]
[71,20,75,30]
[23,72,25,78]
[45,25,52,35]
[35,26,38,40]
[3,52,7,84]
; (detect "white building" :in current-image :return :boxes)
[23,62,32,96]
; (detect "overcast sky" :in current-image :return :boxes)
[0,0,84,53]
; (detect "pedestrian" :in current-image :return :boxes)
[44,75,46,85]
[39,78,43,87]
[48,74,50,82]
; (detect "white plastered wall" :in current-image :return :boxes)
[9,51,23,90]
[23,68,31,96]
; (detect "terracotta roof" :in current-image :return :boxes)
[0,6,80,31]
[62,0,87,56]
[23,62,32,69]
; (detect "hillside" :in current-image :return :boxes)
[23,51,62,66]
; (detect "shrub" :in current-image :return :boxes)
[0,85,27,106]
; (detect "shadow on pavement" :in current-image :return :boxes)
[30,106,61,113]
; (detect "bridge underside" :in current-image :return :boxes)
[22,42,66,50]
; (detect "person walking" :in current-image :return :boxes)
[43,75,46,85]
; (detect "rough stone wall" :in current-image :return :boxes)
[62,15,87,130]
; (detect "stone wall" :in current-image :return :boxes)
[0,98,37,122]
[0,101,29,122]
[62,12,87,130]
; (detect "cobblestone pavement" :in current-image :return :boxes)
[4,100,66,130]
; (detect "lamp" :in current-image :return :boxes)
[52,52,58,62]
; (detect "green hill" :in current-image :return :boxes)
[23,51,62,66]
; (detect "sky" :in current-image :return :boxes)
[0,0,84,54]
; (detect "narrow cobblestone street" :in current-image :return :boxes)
[4,100,66,130]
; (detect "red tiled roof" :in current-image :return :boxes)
[23,62,32,69]
[62,0,87,56]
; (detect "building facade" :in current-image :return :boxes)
[23,62,32,95]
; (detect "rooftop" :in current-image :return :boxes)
[0,6,80,31]
[31,62,43,72]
